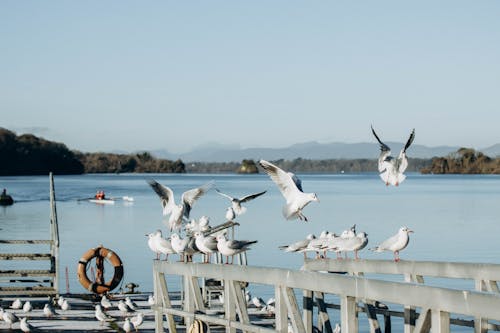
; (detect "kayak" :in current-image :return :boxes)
[89,198,115,205]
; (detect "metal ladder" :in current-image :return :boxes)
[0,172,60,296]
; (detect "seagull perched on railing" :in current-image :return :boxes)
[371,126,415,186]
[371,227,413,262]
[258,159,319,222]
[147,179,214,231]
[194,231,218,263]
[216,233,257,264]
[215,188,267,216]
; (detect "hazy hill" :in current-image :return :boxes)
[151,141,463,162]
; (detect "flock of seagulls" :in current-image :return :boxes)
[0,295,151,331]
[280,225,413,262]
[145,126,417,264]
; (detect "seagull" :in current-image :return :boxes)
[258,159,319,222]
[0,308,19,329]
[125,297,138,311]
[95,304,114,325]
[371,126,415,186]
[251,296,265,308]
[123,317,133,333]
[279,234,316,259]
[216,233,257,264]
[57,296,65,307]
[20,317,35,332]
[155,231,175,261]
[147,231,161,259]
[330,231,368,260]
[147,295,155,306]
[131,312,144,332]
[185,216,211,233]
[215,188,267,216]
[23,301,33,313]
[194,231,218,263]
[371,227,414,262]
[170,233,196,262]
[61,299,71,311]
[225,207,236,221]
[43,303,57,317]
[100,295,113,310]
[10,298,23,309]
[118,300,135,316]
[147,179,214,231]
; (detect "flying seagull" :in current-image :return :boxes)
[215,188,267,215]
[147,179,214,231]
[371,126,415,186]
[371,226,413,262]
[258,159,319,221]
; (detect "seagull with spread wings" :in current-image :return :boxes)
[258,159,319,222]
[371,126,415,186]
[147,179,213,231]
[215,188,267,216]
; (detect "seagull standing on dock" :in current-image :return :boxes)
[371,126,415,186]
[131,312,144,332]
[123,317,133,333]
[147,179,214,232]
[258,160,319,222]
[10,298,23,309]
[1,308,19,329]
[215,188,267,216]
[216,233,257,264]
[43,303,57,317]
[371,227,414,262]
[23,301,33,314]
[20,317,35,332]
[95,304,114,325]
[118,300,135,317]
[100,295,113,311]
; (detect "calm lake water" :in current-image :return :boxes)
[1,172,500,298]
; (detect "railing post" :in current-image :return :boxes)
[341,295,358,333]
[474,279,488,333]
[431,310,450,333]
[275,285,288,333]
[303,290,313,333]
[224,278,236,333]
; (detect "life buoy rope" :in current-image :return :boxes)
[77,246,123,294]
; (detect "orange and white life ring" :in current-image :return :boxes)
[77,246,123,294]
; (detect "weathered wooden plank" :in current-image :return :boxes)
[229,280,250,332]
[275,285,288,333]
[0,253,52,260]
[224,278,236,333]
[0,240,52,244]
[341,295,358,333]
[364,302,382,333]
[413,308,431,333]
[314,291,333,333]
[303,258,500,282]
[283,286,306,333]
[303,290,313,333]
[431,310,450,333]
[0,269,55,277]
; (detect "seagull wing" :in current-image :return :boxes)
[147,179,175,215]
[259,160,302,199]
[371,126,392,172]
[215,188,234,201]
[181,181,214,218]
[377,232,399,251]
[403,129,416,153]
[239,190,267,203]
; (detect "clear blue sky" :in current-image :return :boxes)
[1,1,499,154]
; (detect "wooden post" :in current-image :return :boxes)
[154,269,177,333]
[404,274,423,333]
[224,278,236,333]
[303,290,313,333]
[49,172,60,295]
[474,279,488,333]
[315,291,333,333]
[275,285,288,333]
[431,310,450,333]
[283,286,306,333]
[341,296,357,333]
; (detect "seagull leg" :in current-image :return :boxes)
[394,251,400,262]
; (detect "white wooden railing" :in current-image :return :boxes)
[152,260,500,333]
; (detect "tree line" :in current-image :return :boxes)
[2,127,499,175]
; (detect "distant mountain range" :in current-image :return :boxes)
[150,141,500,163]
